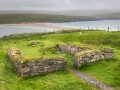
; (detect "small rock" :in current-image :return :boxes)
[1,81,6,84]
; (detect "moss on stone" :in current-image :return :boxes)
[75,50,99,56]
[101,46,114,52]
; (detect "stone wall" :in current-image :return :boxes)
[7,48,67,77]
[57,43,114,68]
[74,48,114,67]
[57,43,92,55]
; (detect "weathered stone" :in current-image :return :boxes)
[28,62,36,67]
[74,50,114,68]
[91,59,96,62]
[79,61,85,64]
[94,55,101,59]
[8,47,67,77]
[21,67,29,73]
[57,43,92,55]
[33,66,39,70]
[28,41,36,46]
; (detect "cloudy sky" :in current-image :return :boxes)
[0,0,120,11]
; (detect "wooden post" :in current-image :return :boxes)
[96,27,98,30]
[118,27,119,31]
[107,26,110,31]
[44,29,46,33]
[88,26,89,30]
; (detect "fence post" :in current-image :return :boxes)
[96,27,98,30]
[44,29,46,33]
[118,27,119,31]
[88,26,89,30]
[107,26,110,31]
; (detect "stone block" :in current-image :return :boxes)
[28,62,36,67]
[21,67,29,74]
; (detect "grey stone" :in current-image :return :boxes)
[28,62,36,67]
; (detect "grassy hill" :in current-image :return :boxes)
[0,14,96,24]
[94,12,120,20]
[0,30,120,90]
[1,12,120,24]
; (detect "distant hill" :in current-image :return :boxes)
[94,12,120,20]
[1,12,120,24]
[0,14,97,24]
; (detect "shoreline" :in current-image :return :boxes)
[0,23,78,30]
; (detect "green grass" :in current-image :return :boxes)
[0,49,95,90]
[0,30,120,90]
[78,49,120,90]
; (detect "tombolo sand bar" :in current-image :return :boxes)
[0,23,78,30]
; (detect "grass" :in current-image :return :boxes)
[78,49,120,90]
[0,30,120,90]
[0,47,95,90]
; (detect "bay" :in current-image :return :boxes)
[0,26,53,38]
[53,20,120,31]
[0,20,120,38]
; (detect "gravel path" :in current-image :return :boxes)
[70,69,115,90]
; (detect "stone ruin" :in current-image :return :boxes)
[57,43,92,55]
[7,47,67,77]
[74,49,114,67]
[57,43,114,68]
[27,41,36,46]
[7,42,114,77]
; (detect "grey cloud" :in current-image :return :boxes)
[0,0,120,10]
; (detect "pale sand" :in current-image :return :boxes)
[0,23,78,30]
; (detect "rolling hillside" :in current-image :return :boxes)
[0,14,96,24]
[94,12,120,20]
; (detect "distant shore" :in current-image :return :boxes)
[0,23,78,30]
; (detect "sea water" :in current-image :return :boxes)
[0,20,120,37]
[53,20,120,31]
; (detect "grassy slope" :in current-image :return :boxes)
[0,14,95,24]
[0,31,120,90]
[95,12,120,19]
[0,32,96,90]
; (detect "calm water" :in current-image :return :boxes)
[0,20,120,38]
[0,26,53,38]
[54,20,120,30]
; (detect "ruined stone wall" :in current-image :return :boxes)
[57,43,114,68]
[74,49,114,67]
[7,48,67,77]
[57,43,92,55]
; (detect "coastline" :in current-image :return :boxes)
[0,23,78,30]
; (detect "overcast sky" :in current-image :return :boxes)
[0,0,120,11]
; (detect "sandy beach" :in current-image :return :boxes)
[0,23,78,30]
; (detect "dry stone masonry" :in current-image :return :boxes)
[74,48,114,68]
[57,43,92,55]
[57,43,114,68]
[8,42,114,77]
[7,47,67,77]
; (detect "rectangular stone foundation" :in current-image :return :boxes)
[7,47,67,77]
[74,49,114,68]
[57,43,92,55]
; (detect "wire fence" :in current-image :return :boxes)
[52,26,120,32]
